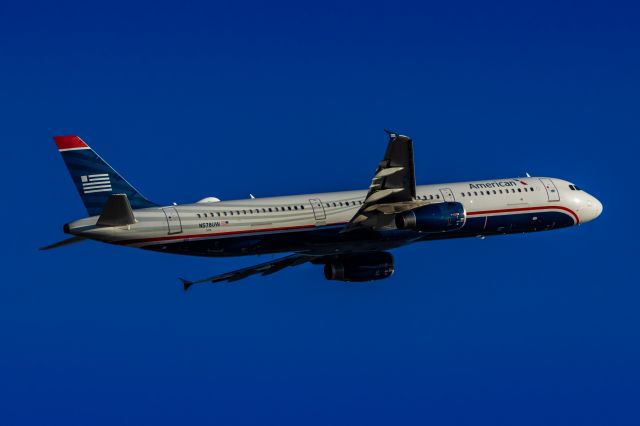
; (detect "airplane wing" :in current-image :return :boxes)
[344,130,426,231]
[180,253,316,290]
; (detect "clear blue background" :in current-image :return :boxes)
[1,1,638,424]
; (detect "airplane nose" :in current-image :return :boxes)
[592,197,603,219]
[581,194,603,223]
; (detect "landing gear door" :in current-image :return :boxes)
[309,198,326,225]
[162,207,183,234]
[439,188,455,202]
[539,178,560,202]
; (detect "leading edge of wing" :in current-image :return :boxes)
[180,254,315,291]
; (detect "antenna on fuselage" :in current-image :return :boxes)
[525,172,531,178]
[249,194,255,199]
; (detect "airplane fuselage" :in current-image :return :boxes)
[66,176,602,257]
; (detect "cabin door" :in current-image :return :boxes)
[162,207,183,234]
[539,178,560,202]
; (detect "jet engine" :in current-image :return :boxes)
[395,202,466,233]
[323,252,394,282]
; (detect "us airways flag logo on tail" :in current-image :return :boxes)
[81,174,112,194]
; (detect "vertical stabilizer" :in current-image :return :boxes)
[54,136,157,215]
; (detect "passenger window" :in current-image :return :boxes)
[511,189,516,193]
[461,192,465,197]
[436,194,440,199]
[197,214,201,218]
[493,190,497,194]
[499,190,503,194]
[301,205,304,209]
[223,212,227,216]
[517,188,522,192]
[268,208,273,212]
[473,191,478,196]
[480,191,484,195]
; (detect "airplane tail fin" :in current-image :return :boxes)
[54,136,157,216]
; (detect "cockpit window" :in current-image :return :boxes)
[569,184,583,191]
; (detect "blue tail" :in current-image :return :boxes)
[54,136,157,216]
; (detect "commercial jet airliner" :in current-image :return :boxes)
[44,131,602,290]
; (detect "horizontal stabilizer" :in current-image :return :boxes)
[96,194,136,227]
[39,236,86,250]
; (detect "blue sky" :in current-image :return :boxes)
[1,1,639,424]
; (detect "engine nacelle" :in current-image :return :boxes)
[395,202,466,233]
[324,252,394,282]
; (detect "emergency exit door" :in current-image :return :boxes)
[309,198,326,223]
[439,188,455,202]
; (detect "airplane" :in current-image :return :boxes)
[44,131,602,290]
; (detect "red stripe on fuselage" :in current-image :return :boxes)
[116,205,579,246]
[467,205,579,224]
[54,135,88,150]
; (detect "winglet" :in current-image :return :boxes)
[179,278,194,291]
[384,129,397,139]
